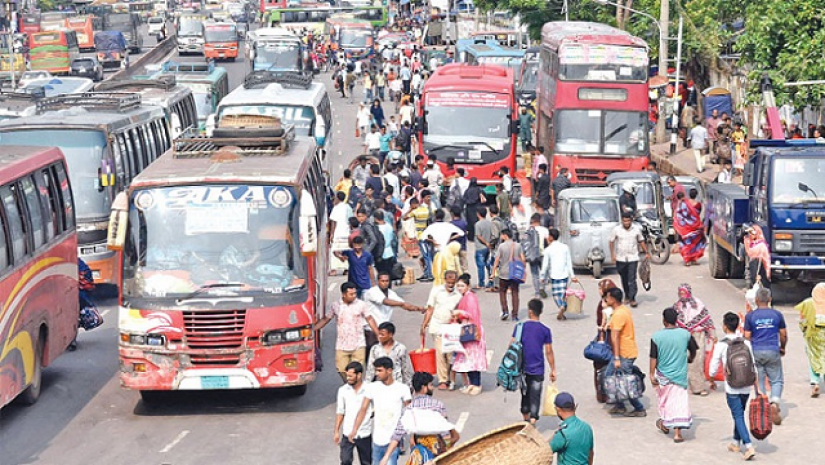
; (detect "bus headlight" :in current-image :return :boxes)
[262,326,313,345]
[774,240,792,251]
[121,332,166,346]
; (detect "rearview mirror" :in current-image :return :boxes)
[299,189,318,256]
[510,119,520,135]
[99,158,114,191]
[743,161,754,186]
[107,192,129,251]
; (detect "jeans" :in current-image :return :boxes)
[468,371,481,387]
[475,248,491,287]
[753,350,784,402]
[378,86,385,100]
[616,260,639,302]
[371,443,399,465]
[529,261,544,296]
[340,435,372,465]
[604,357,645,411]
[520,374,543,420]
[419,240,433,279]
[726,393,752,446]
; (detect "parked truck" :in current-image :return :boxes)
[95,31,128,69]
[706,140,825,286]
[104,7,142,53]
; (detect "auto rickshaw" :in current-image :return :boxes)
[606,171,671,264]
[556,187,620,278]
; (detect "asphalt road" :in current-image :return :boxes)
[0,41,821,465]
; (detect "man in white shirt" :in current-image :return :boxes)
[716,160,732,183]
[399,100,415,126]
[420,209,464,252]
[365,124,382,157]
[527,213,549,299]
[420,271,462,389]
[350,357,412,465]
[410,70,422,96]
[540,228,578,320]
[335,361,373,465]
[708,312,757,461]
[689,120,709,173]
[399,62,412,94]
[423,160,444,190]
[364,272,422,326]
[609,212,650,308]
[329,191,354,273]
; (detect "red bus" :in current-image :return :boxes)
[260,0,288,15]
[18,12,41,34]
[203,21,239,61]
[66,16,95,51]
[109,129,328,400]
[0,146,79,409]
[417,63,519,184]
[536,21,650,185]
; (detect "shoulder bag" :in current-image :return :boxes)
[507,242,526,283]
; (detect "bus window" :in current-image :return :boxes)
[54,163,75,230]
[0,214,7,270]
[21,176,45,249]
[35,168,57,240]
[1,185,28,262]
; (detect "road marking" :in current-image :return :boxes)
[486,350,494,367]
[159,430,190,453]
[328,283,336,292]
[455,412,469,433]
[101,309,110,317]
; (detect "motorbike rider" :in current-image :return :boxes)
[619,182,638,217]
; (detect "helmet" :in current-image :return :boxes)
[622,182,637,194]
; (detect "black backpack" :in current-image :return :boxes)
[523,227,542,263]
[725,338,757,388]
[367,220,386,258]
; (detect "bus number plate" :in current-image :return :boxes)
[201,376,229,389]
[810,215,822,223]
[468,150,482,160]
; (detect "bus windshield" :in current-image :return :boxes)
[555,110,647,156]
[123,185,307,300]
[179,19,204,37]
[340,29,371,48]
[205,26,237,43]
[254,41,301,70]
[771,157,825,204]
[558,44,648,82]
[187,82,214,120]
[0,129,108,221]
[520,61,538,91]
[218,104,314,135]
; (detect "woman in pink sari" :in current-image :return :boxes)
[672,190,706,266]
[744,224,771,290]
[452,273,488,395]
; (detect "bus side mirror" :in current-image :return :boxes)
[510,118,520,135]
[107,192,129,251]
[205,114,216,137]
[743,161,754,186]
[299,189,318,256]
[98,158,114,191]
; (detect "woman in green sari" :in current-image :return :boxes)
[795,283,825,398]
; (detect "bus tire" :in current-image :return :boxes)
[708,236,730,279]
[19,333,44,405]
[140,390,164,403]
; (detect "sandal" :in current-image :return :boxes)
[812,385,821,398]
[557,313,567,321]
[437,382,449,391]
[674,437,684,443]
[656,419,670,435]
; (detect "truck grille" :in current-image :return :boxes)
[183,309,246,349]
[799,232,825,253]
[574,168,618,185]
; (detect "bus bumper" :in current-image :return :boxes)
[556,156,649,185]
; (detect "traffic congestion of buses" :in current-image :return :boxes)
[2,1,822,442]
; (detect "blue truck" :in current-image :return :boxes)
[706,140,825,285]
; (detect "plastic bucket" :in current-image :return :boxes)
[410,336,437,374]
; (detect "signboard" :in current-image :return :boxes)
[559,44,648,67]
[426,92,509,109]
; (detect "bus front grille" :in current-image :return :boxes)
[183,309,247,349]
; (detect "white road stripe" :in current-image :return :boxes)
[159,430,189,453]
[328,283,336,292]
[455,412,469,433]
[101,309,110,317]
[486,350,494,368]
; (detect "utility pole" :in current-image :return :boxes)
[669,16,683,154]
[655,0,669,145]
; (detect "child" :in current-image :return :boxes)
[732,123,747,173]
[388,115,399,136]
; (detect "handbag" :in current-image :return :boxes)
[583,331,613,364]
[602,370,644,404]
[506,242,526,283]
[459,323,479,343]
[541,383,559,416]
[439,323,466,354]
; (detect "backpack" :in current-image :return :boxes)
[508,182,522,207]
[366,221,385,258]
[447,183,465,211]
[494,217,520,243]
[496,322,524,391]
[725,338,757,388]
[523,228,542,263]
[348,185,364,210]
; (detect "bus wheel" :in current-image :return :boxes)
[19,336,44,405]
[140,390,164,403]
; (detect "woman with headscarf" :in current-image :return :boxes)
[370,98,385,129]
[462,177,485,241]
[795,283,825,397]
[673,283,717,396]
[432,242,462,286]
[744,224,771,289]
[673,190,706,266]
[593,279,618,403]
[451,273,487,395]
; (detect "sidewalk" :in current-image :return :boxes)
[649,141,743,185]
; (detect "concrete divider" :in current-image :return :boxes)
[106,36,178,82]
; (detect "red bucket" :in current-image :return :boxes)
[410,336,437,374]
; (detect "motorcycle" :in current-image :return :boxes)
[637,212,670,265]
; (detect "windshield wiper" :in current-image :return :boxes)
[428,144,468,154]
[175,283,246,303]
[465,141,501,157]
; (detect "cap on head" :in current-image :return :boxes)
[554,392,575,410]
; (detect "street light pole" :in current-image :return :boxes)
[656,0,669,145]
[669,15,683,154]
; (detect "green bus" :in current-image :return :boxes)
[152,61,230,132]
[268,5,387,32]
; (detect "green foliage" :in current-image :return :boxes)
[37,0,59,11]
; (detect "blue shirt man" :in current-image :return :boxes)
[743,288,788,409]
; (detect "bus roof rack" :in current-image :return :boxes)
[35,92,142,114]
[172,125,296,158]
[94,75,177,91]
[243,71,313,90]
[161,61,215,74]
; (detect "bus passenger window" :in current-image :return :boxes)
[0,214,8,270]
[21,176,45,249]
[54,163,75,230]
[35,169,57,240]
[0,185,28,261]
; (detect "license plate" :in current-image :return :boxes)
[200,376,229,389]
[219,53,224,57]
[468,150,482,160]
[810,216,823,223]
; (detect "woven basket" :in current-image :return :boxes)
[434,423,553,465]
